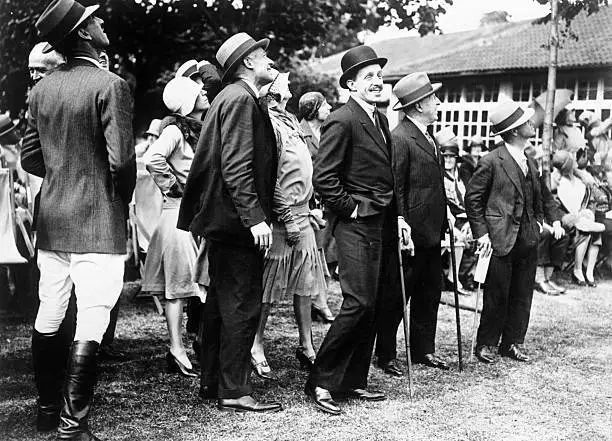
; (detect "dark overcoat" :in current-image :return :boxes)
[177,80,277,247]
[21,59,135,254]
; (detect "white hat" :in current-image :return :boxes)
[435,126,458,148]
[144,119,162,137]
[489,100,535,136]
[163,77,203,116]
[216,32,269,82]
[175,59,199,79]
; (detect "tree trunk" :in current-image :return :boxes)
[542,0,559,186]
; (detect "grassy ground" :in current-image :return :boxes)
[1,278,611,441]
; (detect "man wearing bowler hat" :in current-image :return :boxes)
[306,45,410,415]
[21,0,135,438]
[375,72,451,373]
[465,99,543,364]
[178,32,281,413]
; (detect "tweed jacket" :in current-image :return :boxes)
[177,80,278,246]
[392,117,447,248]
[22,58,135,254]
[465,145,544,257]
[313,97,394,220]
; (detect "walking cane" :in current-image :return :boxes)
[397,241,414,400]
[447,224,464,372]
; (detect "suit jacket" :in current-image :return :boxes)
[177,80,278,246]
[465,145,544,257]
[540,173,563,224]
[21,59,135,254]
[392,118,447,248]
[313,97,394,219]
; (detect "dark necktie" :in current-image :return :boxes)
[373,110,386,144]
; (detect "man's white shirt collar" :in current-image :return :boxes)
[505,142,529,174]
[351,94,376,123]
[73,56,102,69]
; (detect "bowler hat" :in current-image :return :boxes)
[176,60,199,79]
[339,46,387,89]
[216,32,269,82]
[0,114,17,139]
[392,72,442,111]
[489,100,535,136]
[36,0,99,53]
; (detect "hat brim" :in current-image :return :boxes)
[221,38,270,83]
[339,57,388,89]
[144,131,159,137]
[392,82,442,111]
[0,124,17,138]
[490,107,535,136]
[42,5,100,53]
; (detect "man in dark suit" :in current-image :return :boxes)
[306,46,410,415]
[375,72,450,373]
[465,99,543,364]
[21,0,135,438]
[178,32,281,413]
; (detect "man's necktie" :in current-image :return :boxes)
[373,110,387,144]
[425,131,439,158]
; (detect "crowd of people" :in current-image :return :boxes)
[1,0,611,439]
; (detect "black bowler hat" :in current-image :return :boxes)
[36,0,99,53]
[339,46,387,89]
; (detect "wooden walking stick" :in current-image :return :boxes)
[447,224,464,372]
[397,241,414,400]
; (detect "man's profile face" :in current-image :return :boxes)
[516,119,536,139]
[417,93,441,125]
[245,48,276,84]
[348,64,384,105]
[82,16,110,49]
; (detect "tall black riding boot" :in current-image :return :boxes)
[58,341,101,441]
[32,329,70,432]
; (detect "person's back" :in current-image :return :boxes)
[25,61,134,253]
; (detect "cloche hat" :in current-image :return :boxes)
[163,77,203,117]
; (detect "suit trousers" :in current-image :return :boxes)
[201,240,263,399]
[537,228,570,268]
[375,245,442,362]
[477,241,537,347]
[309,211,396,391]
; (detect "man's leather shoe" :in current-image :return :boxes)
[341,388,386,401]
[414,353,450,370]
[304,382,341,415]
[534,281,560,296]
[475,345,497,363]
[499,344,530,362]
[217,396,282,413]
[377,359,403,377]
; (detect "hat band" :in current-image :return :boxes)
[222,38,258,71]
[182,65,198,78]
[398,83,433,107]
[41,2,87,45]
[492,107,524,134]
[0,123,14,135]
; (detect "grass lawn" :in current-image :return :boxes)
[1,278,611,441]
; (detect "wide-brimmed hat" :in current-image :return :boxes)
[163,77,203,117]
[0,114,17,139]
[339,46,387,89]
[435,126,458,148]
[489,100,535,136]
[216,32,269,82]
[392,72,442,111]
[36,0,99,54]
[144,119,162,137]
[176,60,199,79]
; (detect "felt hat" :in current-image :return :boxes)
[176,60,199,79]
[35,0,99,53]
[392,72,442,111]
[489,100,535,136]
[0,114,17,138]
[435,126,459,148]
[216,32,269,82]
[339,46,387,89]
[144,119,162,137]
[163,77,203,117]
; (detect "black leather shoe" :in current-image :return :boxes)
[199,385,217,400]
[218,396,282,413]
[304,382,341,415]
[296,348,315,371]
[585,277,597,288]
[377,359,403,377]
[414,353,450,370]
[475,345,497,363]
[166,352,198,377]
[499,344,530,362]
[534,281,559,296]
[341,388,386,401]
[571,273,587,286]
[311,306,335,323]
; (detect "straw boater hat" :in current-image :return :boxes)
[216,32,270,82]
[175,60,199,79]
[339,46,387,89]
[392,72,442,111]
[0,114,17,139]
[163,77,203,117]
[35,0,99,53]
[144,119,162,138]
[489,100,535,136]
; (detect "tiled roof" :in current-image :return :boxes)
[314,6,612,81]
